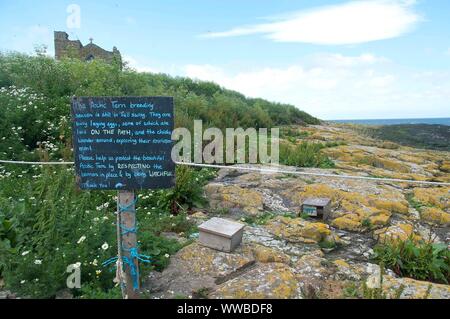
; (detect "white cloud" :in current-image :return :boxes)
[123,55,158,73]
[201,0,421,45]
[311,53,389,67]
[183,53,450,119]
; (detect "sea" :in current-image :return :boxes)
[330,117,450,126]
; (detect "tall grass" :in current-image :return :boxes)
[279,142,335,168]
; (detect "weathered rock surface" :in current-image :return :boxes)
[265,216,338,244]
[381,276,450,299]
[144,124,449,299]
[210,263,302,299]
[144,243,255,298]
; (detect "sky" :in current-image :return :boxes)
[0,0,449,120]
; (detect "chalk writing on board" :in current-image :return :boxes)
[71,97,175,190]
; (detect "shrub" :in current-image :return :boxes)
[0,165,207,298]
[143,166,216,214]
[279,142,335,168]
[372,238,450,284]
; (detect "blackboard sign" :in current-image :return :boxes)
[71,96,175,190]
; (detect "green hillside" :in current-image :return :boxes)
[0,52,319,130]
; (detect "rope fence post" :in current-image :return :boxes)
[118,190,140,299]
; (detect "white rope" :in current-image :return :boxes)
[175,162,450,186]
[0,159,449,186]
[0,159,74,165]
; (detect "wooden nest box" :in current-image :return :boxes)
[198,217,245,252]
[301,198,331,220]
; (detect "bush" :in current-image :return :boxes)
[279,142,335,168]
[0,52,319,131]
[373,238,450,284]
[0,165,208,298]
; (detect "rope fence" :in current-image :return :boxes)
[0,158,449,186]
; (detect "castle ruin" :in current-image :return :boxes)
[54,31,122,66]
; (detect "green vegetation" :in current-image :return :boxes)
[375,124,450,151]
[342,266,405,299]
[373,238,450,284]
[0,52,323,298]
[241,211,296,226]
[318,239,337,250]
[351,124,450,151]
[279,142,336,168]
[281,127,311,143]
[300,212,312,220]
[0,164,213,298]
[0,52,319,143]
[361,218,372,230]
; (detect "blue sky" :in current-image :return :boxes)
[0,0,449,120]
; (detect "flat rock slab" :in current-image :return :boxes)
[381,275,450,299]
[144,243,255,298]
[210,263,302,299]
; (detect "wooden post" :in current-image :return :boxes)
[118,190,140,299]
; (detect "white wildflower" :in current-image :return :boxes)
[77,235,86,244]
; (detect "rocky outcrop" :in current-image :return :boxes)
[144,124,449,299]
[381,276,450,299]
[210,263,302,299]
[265,216,338,244]
[204,184,264,216]
[144,243,255,298]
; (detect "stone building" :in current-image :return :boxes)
[54,31,122,66]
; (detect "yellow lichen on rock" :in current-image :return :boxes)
[373,223,416,243]
[205,183,264,216]
[368,211,392,226]
[382,275,450,299]
[420,207,450,226]
[177,243,255,276]
[331,215,362,231]
[413,187,449,210]
[288,184,340,205]
[369,198,409,215]
[211,263,301,299]
[251,244,291,264]
[333,259,350,268]
[439,161,450,173]
[265,216,335,243]
[368,156,411,173]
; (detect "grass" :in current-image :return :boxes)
[241,211,296,226]
[279,142,336,169]
[361,218,372,230]
[405,193,428,212]
[318,239,337,250]
[342,266,405,299]
[0,165,212,298]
